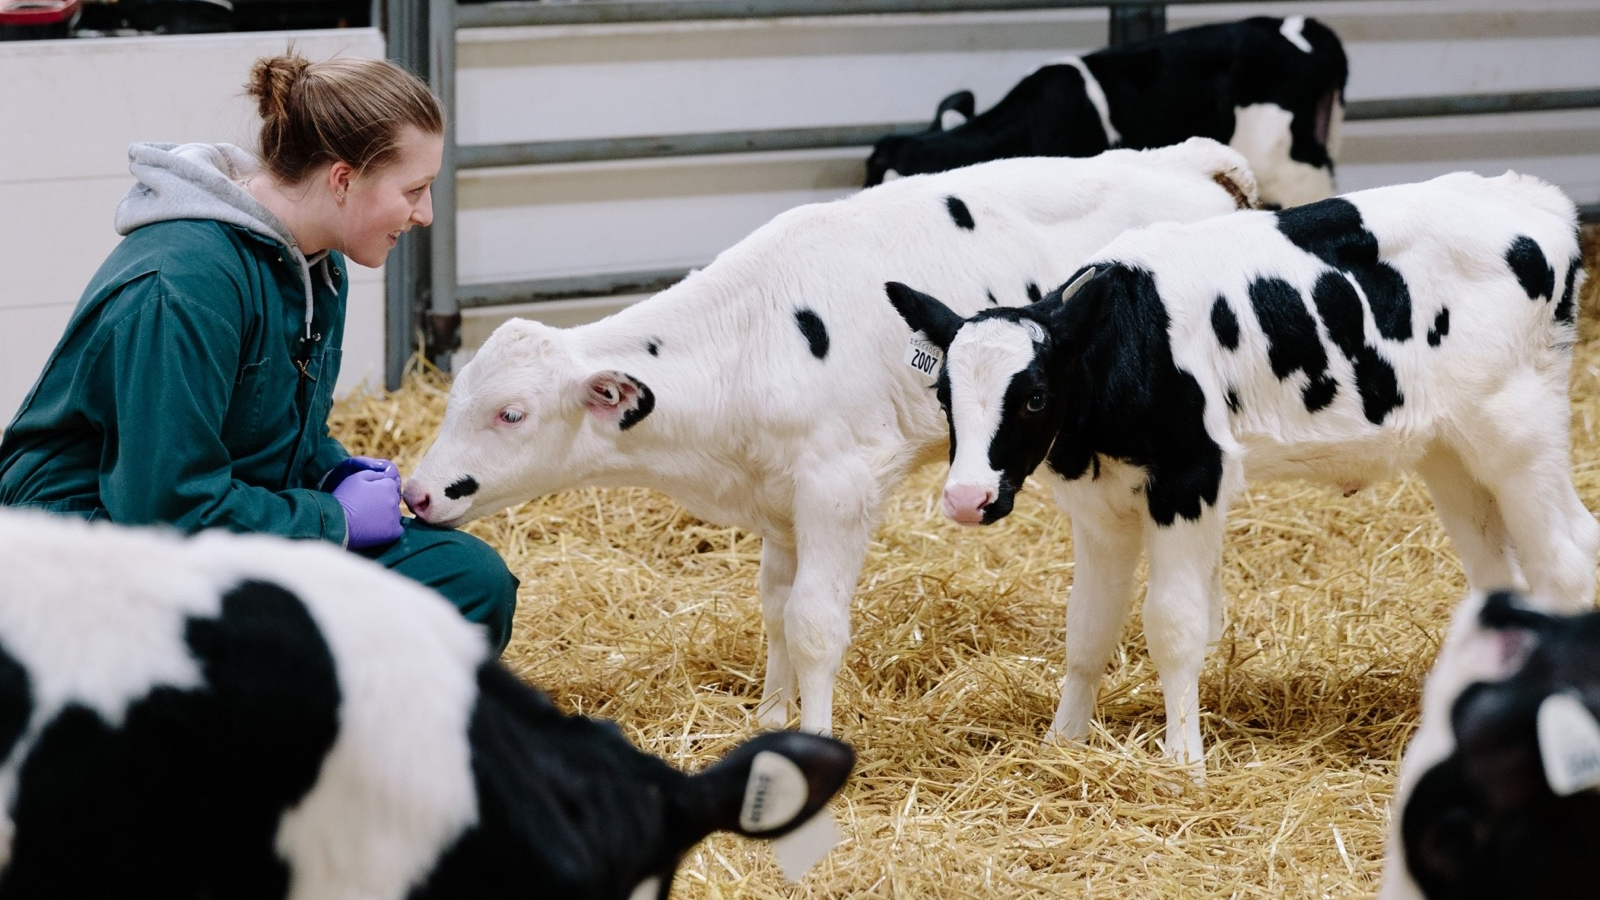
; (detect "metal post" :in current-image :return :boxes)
[426,0,461,370]
[1108,2,1164,45]
[383,0,431,389]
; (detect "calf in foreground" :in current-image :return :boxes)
[887,170,1596,767]
[0,511,853,900]
[403,138,1257,736]
[1379,591,1600,899]
[866,15,1346,208]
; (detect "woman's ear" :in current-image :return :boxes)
[327,161,355,204]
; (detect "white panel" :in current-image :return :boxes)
[456,149,863,283]
[455,12,1109,145]
[0,29,385,183]
[0,177,126,311]
[0,306,75,426]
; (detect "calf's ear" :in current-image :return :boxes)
[885,282,964,350]
[934,89,975,130]
[578,370,655,430]
[679,731,854,839]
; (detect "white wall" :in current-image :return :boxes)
[0,28,387,424]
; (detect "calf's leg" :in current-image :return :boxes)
[1415,443,1522,594]
[1141,509,1226,769]
[756,539,800,729]
[1049,478,1144,745]
[786,463,878,735]
[1453,381,1599,611]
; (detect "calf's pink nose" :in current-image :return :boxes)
[942,484,993,526]
[403,482,432,519]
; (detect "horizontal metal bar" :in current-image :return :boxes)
[457,125,900,168]
[458,268,693,308]
[458,88,1600,170]
[1346,88,1600,120]
[458,0,1242,29]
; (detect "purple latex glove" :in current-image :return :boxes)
[321,456,399,492]
[333,468,403,549]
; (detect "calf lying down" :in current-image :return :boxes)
[1380,590,1600,900]
[887,169,1596,767]
[866,15,1347,208]
[0,511,852,900]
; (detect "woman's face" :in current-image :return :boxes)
[338,126,444,268]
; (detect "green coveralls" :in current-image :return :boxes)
[0,218,517,653]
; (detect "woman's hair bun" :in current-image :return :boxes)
[246,52,313,125]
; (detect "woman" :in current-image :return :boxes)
[0,51,518,653]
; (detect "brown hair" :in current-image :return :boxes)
[245,50,443,185]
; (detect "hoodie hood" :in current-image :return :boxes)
[116,142,334,340]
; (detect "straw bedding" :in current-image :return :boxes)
[328,232,1600,899]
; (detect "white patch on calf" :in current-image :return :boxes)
[1229,103,1335,208]
[0,516,219,842]
[944,320,1037,498]
[628,876,662,900]
[1058,57,1122,147]
[1280,15,1313,53]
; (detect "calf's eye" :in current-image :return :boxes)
[498,408,525,425]
[1022,391,1047,415]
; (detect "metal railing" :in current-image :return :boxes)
[385,0,1600,383]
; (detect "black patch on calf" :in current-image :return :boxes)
[1248,276,1338,414]
[0,641,31,766]
[945,196,976,230]
[1555,254,1580,324]
[1039,266,1225,527]
[646,340,660,357]
[1225,388,1241,414]
[1309,271,1403,425]
[1505,235,1555,301]
[794,308,830,360]
[413,662,689,900]
[0,580,341,900]
[445,476,480,500]
[1428,308,1450,347]
[1210,295,1240,351]
[1026,281,1042,303]
[1275,199,1414,341]
[986,290,1000,306]
[618,378,656,431]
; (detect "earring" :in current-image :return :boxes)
[336,192,346,204]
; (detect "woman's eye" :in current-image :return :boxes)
[498,409,524,425]
[1023,392,1047,414]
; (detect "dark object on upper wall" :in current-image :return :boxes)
[70,0,367,35]
[0,0,82,40]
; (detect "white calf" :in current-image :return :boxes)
[403,138,1258,735]
[887,170,1598,767]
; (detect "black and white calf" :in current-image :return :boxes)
[0,511,853,900]
[402,139,1258,736]
[1379,590,1600,899]
[865,15,1347,209]
[887,170,1597,767]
